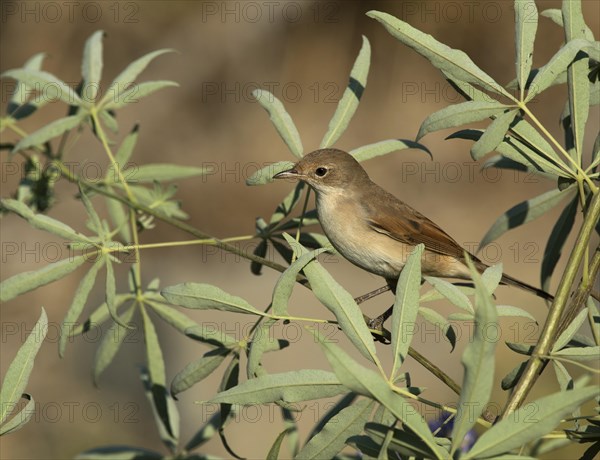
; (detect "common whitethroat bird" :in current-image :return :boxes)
[273,148,554,328]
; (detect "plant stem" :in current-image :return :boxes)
[501,191,600,419]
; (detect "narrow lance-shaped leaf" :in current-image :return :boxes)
[0,254,87,303]
[7,53,47,119]
[253,89,303,158]
[552,308,588,352]
[69,294,131,337]
[266,428,293,460]
[208,370,346,405]
[0,308,47,424]
[125,164,210,183]
[103,81,179,110]
[541,197,578,292]
[563,0,590,159]
[171,348,230,398]
[526,38,591,102]
[367,11,511,97]
[464,385,600,459]
[450,256,498,456]
[59,257,105,357]
[75,447,162,460]
[247,318,278,379]
[391,244,423,380]
[93,304,135,385]
[105,257,129,329]
[140,367,180,454]
[161,283,262,315]
[320,36,370,148]
[418,100,509,140]
[271,248,327,316]
[470,109,519,160]
[140,305,166,387]
[81,30,104,102]
[418,306,457,352]
[0,68,83,106]
[479,184,577,250]
[514,0,538,100]
[2,199,92,243]
[100,49,176,108]
[350,139,431,162]
[423,276,473,312]
[246,161,295,186]
[12,115,85,154]
[284,234,377,362]
[295,398,375,460]
[0,393,35,436]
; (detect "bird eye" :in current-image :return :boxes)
[315,167,328,177]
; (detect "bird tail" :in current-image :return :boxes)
[499,272,554,301]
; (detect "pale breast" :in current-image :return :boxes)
[316,190,411,279]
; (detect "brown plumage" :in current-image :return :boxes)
[274,148,553,305]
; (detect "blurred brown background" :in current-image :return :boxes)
[1,1,599,459]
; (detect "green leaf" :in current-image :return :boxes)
[481,263,503,294]
[465,385,600,459]
[295,398,375,460]
[496,305,536,321]
[479,185,577,250]
[104,188,131,242]
[140,367,180,454]
[75,446,162,460]
[267,428,293,460]
[208,370,346,405]
[79,185,102,235]
[112,124,140,173]
[501,360,527,391]
[171,348,230,397]
[2,199,92,243]
[0,393,35,436]
[367,11,510,97]
[423,276,473,312]
[418,307,457,351]
[470,109,519,159]
[1,68,83,106]
[246,161,295,186]
[320,36,370,148]
[350,139,431,162]
[563,0,591,157]
[1,254,87,303]
[7,53,48,120]
[551,346,600,362]
[284,235,377,362]
[161,283,262,315]
[552,308,588,352]
[104,258,129,329]
[312,331,446,459]
[140,305,166,387]
[526,38,591,101]
[247,318,278,378]
[81,30,104,102]
[100,49,176,108]
[418,100,508,140]
[103,81,178,110]
[514,0,538,99]
[98,110,118,133]
[0,308,47,424]
[93,304,136,385]
[451,256,498,456]
[252,89,303,158]
[540,9,595,40]
[125,163,210,183]
[542,197,578,293]
[588,298,599,346]
[271,248,327,316]
[553,361,574,392]
[12,115,84,153]
[391,244,423,379]
[269,183,305,224]
[59,257,105,357]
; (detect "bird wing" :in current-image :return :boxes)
[363,187,475,261]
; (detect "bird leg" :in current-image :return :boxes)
[354,285,391,304]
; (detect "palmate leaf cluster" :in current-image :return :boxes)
[0,1,599,459]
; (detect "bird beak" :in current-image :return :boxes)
[273,167,300,180]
